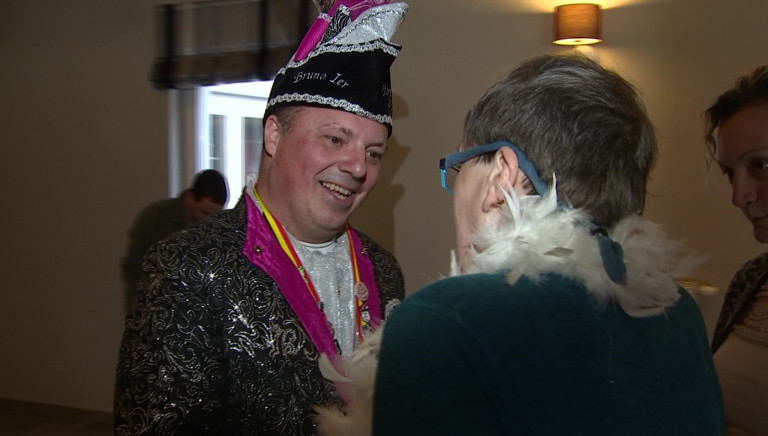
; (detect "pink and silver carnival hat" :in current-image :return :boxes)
[265,0,408,135]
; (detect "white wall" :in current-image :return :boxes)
[1,0,167,411]
[1,0,765,412]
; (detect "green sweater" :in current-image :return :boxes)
[373,272,724,435]
[120,196,186,312]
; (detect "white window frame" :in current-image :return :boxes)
[168,80,273,208]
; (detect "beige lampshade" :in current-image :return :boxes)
[553,3,602,46]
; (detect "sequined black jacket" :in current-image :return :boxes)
[114,196,404,435]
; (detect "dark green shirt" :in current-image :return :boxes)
[373,272,724,435]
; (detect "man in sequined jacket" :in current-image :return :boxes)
[114,1,408,434]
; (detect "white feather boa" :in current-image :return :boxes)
[457,182,700,318]
[314,183,700,435]
[314,329,383,436]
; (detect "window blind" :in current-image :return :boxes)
[151,0,312,89]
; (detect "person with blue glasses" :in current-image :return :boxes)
[370,55,724,435]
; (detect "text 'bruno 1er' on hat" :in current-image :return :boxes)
[265,0,408,136]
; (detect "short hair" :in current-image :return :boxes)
[704,66,768,162]
[266,105,306,133]
[191,169,228,205]
[462,55,656,227]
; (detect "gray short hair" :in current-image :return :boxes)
[462,55,656,227]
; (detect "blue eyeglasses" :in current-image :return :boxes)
[439,141,550,196]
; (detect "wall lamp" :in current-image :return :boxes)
[553,3,602,46]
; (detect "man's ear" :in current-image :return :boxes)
[481,146,522,212]
[263,115,281,157]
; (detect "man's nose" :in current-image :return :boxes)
[338,147,367,179]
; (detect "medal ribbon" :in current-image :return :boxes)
[347,232,369,341]
[253,187,366,345]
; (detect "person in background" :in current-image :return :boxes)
[120,168,228,313]
[371,55,723,435]
[113,0,407,434]
[705,65,768,436]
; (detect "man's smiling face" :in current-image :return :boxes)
[260,106,389,243]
